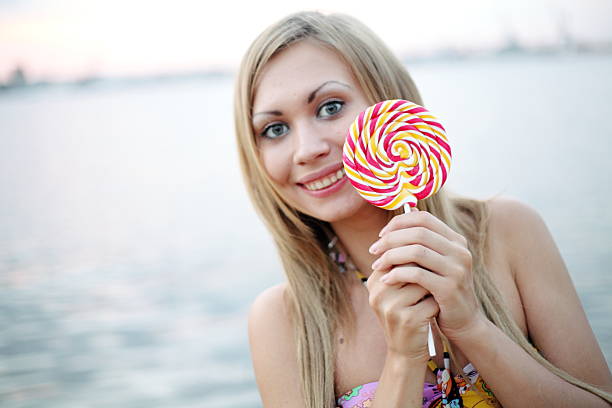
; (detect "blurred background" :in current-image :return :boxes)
[1,0,611,407]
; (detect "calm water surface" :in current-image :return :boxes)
[0,54,611,407]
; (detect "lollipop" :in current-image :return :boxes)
[343,99,451,210]
[342,99,452,356]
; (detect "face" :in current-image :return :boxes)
[252,39,375,222]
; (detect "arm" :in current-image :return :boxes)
[373,199,612,407]
[366,268,439,408]
[453,198,612,407]
[371,352,428,408]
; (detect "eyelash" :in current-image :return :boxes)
[259,99,346,139]
[260,122,288,139]
[317,99,345,118]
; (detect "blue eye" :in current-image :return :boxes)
[261,123,289,139]
[317,100,344,118]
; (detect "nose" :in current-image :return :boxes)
[293,122,331,165]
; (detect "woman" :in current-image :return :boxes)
[234,11,612,408]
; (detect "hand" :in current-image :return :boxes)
[366,268,439,361]
[369,210,487,341]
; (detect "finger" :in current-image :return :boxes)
[381,265,444,294]
[365,268,384,288]
[413,295,440,321]
[369,226,456,257]
[372,282,430,312]
[394,282,430,307]
[365,268,390,294]
[379,211,467,246]
[372,245,447,275]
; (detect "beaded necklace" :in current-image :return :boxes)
[327,236,465,408]
[327,235,368,285]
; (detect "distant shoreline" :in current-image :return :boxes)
[2,48,611,94]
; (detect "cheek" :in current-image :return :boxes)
[259,144,291,185]
[333,123,349,145]
[333,107,365,145]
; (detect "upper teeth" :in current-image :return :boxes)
[305,169,345,191]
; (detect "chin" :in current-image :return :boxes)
[302,196,373,223]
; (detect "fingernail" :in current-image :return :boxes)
[378,227,386,237]
[380,274,390,283]
[368,241,380,254]
[371,258,381,270]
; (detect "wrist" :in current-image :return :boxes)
[385,350,430,371]
[375,351,428,408]
[448,313,492,346]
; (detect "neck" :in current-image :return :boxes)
[331,204,389,279]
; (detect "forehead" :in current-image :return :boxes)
[253,40,356,109]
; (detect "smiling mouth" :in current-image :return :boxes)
[302,169,346,191]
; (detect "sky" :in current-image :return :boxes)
[1,0,611,82]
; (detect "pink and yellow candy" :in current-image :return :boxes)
[342,99,451,356]
[342,99,451,210]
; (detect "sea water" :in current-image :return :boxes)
[0,54,610,407]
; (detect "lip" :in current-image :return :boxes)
[296,163,349,198]
[296,163,344,185]
[299,175,348,198]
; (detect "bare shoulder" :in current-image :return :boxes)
[479,196,543,333]
[249,283,291,332]
[248,283,304,407]
[485,195,562,289]
[248,282,294,359]
[486,196,544,237]
[486,195,536,217]
[485,196,548,266]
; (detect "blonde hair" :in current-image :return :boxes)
[234,11,612,407]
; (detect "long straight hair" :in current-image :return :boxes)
[234,11,612,407]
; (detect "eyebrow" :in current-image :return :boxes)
[252,110,282,118]
[252,80,352,119]
[307,80,351,103]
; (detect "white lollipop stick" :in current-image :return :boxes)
[427,321,436,357]
[404,203,436,357]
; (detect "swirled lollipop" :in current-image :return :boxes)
[343,99,451,357]
[342,99,451,210]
